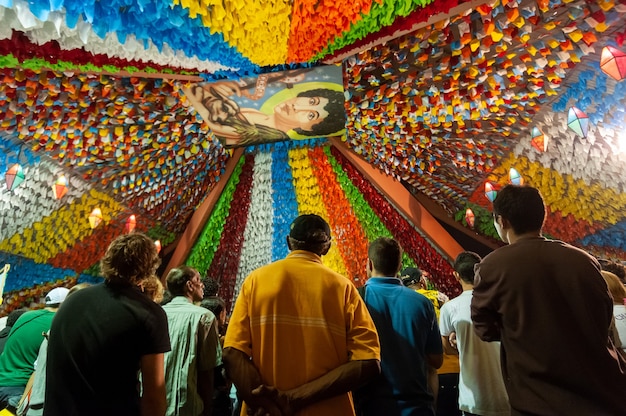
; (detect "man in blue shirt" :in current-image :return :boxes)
[354,237,443,416]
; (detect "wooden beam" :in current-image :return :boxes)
[162,148,245,278]
[323,0,486,64]
[330,138,463,262]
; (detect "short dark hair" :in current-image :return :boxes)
[200,296,226,317]
[493,185,546,235]
[100,233,160,285]
[600,260,626,284]
[6,308,28,328]
[453,251,482,284]
[293,89,345,136]
[288,214,332,255]
[166,266,198,297]
[368,237,403,277]
[202,276,220,297]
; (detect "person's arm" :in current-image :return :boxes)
[251,359,381,415]
[140,353,166,416]
[470,267,502,342]
[223,347,285,415]
[442,334,459,355]
[426,365,439,406]
[197,369,214,416]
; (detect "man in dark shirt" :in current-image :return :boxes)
[44,233,171,416]
[471,185,626,415]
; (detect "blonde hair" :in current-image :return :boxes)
[601,271,626,304]
[140,276,165,303]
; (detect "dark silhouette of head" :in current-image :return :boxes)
[287,214,332,256]
[453,251,482,284]
[493,185,546,235]
[368,237,403,277]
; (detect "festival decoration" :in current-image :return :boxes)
[52,175,69,200]
[600,46,626,81]
[465,208,476,229]
[509,168,524,186]
[154,240,162,254]
[484,182,497,203]
[567,107,590,138]
[531,127,548,152]
[125,215,137,233]
[88,208,103,229]
[5,164,25,191]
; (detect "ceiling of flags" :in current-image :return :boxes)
[0,0,625,310]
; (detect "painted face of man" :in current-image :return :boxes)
[273,96,330,132]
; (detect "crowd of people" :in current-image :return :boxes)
[0,184,624,416]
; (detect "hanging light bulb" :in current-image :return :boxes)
[465,208,476,228]
[125,215,137,233]
[52,174,69,199]
[509,168,524,186]
[154,240,162,254]
[88,208,103,229]
[485,182,497,203]
[5,164,25,191]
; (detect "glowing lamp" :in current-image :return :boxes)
[600,46,626,81]
[485,182,497,203]
[530,127,548,152]
[154,240,162,254]
[125,215,137,233]
[465,208,475,228]
[567,107,589,138]
[88,208,103,229]
[52,175,68,199]
[5,164,25,191]
[509,168,524,186]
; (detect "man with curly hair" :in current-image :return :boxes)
[45,233,171,416]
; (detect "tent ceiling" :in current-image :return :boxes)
[0,0,625,280]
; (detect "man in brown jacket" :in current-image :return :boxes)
[471,185,626,415]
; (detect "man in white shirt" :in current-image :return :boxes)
[439,252,509,416]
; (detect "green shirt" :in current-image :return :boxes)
[0,309,54,386]
[163,297,222,416]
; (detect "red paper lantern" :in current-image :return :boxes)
[465,208,476,228]
[125,215,137,233]
[600,46,626,81]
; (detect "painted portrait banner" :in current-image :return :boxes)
[184,65,346,148]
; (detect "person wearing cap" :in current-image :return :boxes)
[0,286,69,411]
[45,233,171,416]
[353,237,442,416]
[223,214,381,416]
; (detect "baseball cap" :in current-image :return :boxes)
[45,287,70,305]
[289,214,331,244]
[400,267,422,286]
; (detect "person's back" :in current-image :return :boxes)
[224,214,380,416]
[44,233,171,416]
[0,288,68,411]
[45,283,169,415]
[228,252,377,414]
[355,238,443,416]
[163,266,222,416]
[439,252,509,416]
[471,185,626,415]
